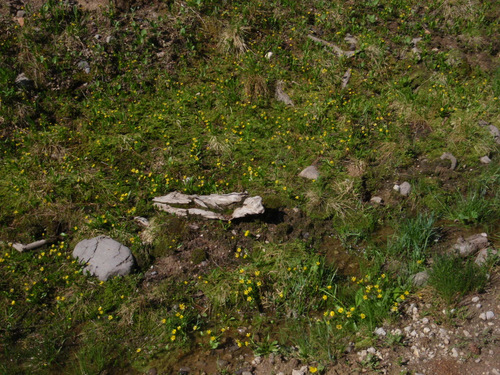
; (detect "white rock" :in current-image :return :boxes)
[476,303,482,309]
[251,356,262,365]
[423,327,431,334]
[393,184,400,192]
[472,296,480,303]
[451,348,459,357]
[265,52,273,59]
[370,196,383,204]
[374,327,387,336]
[485,311,495,320]
[479,312,487,320]
[421,317,429,324]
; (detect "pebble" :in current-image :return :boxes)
[423,327,431,334]
[421,317,429,324]
[251,356,262,365]
[374,327,387,336]
[486,311,495,320]
[476,303,482,309]
[472,296,480,303]
[451,348,459,357]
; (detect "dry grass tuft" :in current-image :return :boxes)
[218,24,250,55]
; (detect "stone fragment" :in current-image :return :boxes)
[472,296,480,303]
[341,68,352,89]
[374,327,387,336]
[480,156,491,164]
[291,366,308,375]
[265,52,273,59]
[73,236,135,281]
[298,165,319,180]
[370,196,383,204]
[275,80,294,106]
[231,196,265,219]
[410,270,429,287]
[475,248,499,266]
[452,233,489,257]
[440,152,457,170]
[399,181,412,196]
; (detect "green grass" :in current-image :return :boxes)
[428,254,488,306]
[0,0,499,372]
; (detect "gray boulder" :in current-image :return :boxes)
[73,236,135,281]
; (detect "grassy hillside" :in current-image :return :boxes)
[0,0,499,373]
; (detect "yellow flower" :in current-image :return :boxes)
[336,324,342,330]
[309,367,318,373]
[136,348,141,353]
[161,319,166,324]
[363,295,368,300]
[360,313,366,319]
[108,315,113,320]
[322,295,328,301]
[337,307,344,314]
[210,336,216,341]
[171,335,176,341]
[329,311,335,317]
[244,230,250,237]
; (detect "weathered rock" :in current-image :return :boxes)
[275,80,294,106]
[16,10,26,17]
[410,270,429,287]
[374,327,387,336]
[399,181,412,196]
[452,233,489,257]
[265,51,273,59]
[291,366,308,375]
[153,192,264,221]
[15,73,34,90]
[341,68,352,89]
[298,165,319,180]
[480,156,492,164]
[479,311,495,320]
[370,196,383,204]
[232,196,265,219]
[178,367,191,375]
[440,152,457,170]
[475,248,499,266]
[73,236,135,281]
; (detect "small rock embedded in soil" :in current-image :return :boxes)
[374,327,387,336]
[399,181,412,196]
[410,270,429,287]
[15,73,34,90]
[370,196,383,204]
[480,156,492,164]
[298,165,319,180]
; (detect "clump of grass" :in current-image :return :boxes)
[428,254,488,306]
[445,189,491,225]
[388,214,438,274]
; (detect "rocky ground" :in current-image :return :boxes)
[145,270,499,375]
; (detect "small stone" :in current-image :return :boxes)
[393,184,400,192]
[472,296,480,303]
[374,327,387,336]
[485,311,495,320]
[251,356,262,365]
[94,34,101,40]
[178,367,191,375]
[480,156,491,164]
[370,196,383,204]
[16,10,26,17]
[423,327,431,334]
[410,271,429,287]
[451,348,459,357]
[241,372,253,375]
[421,317,429,324]
[105,36,113,43]
[475,248,499,266]
[479,312,487,320]
[265,52,273,59]
[399,181,412,196]
[476,303,482,309]
[299,165,320,180]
